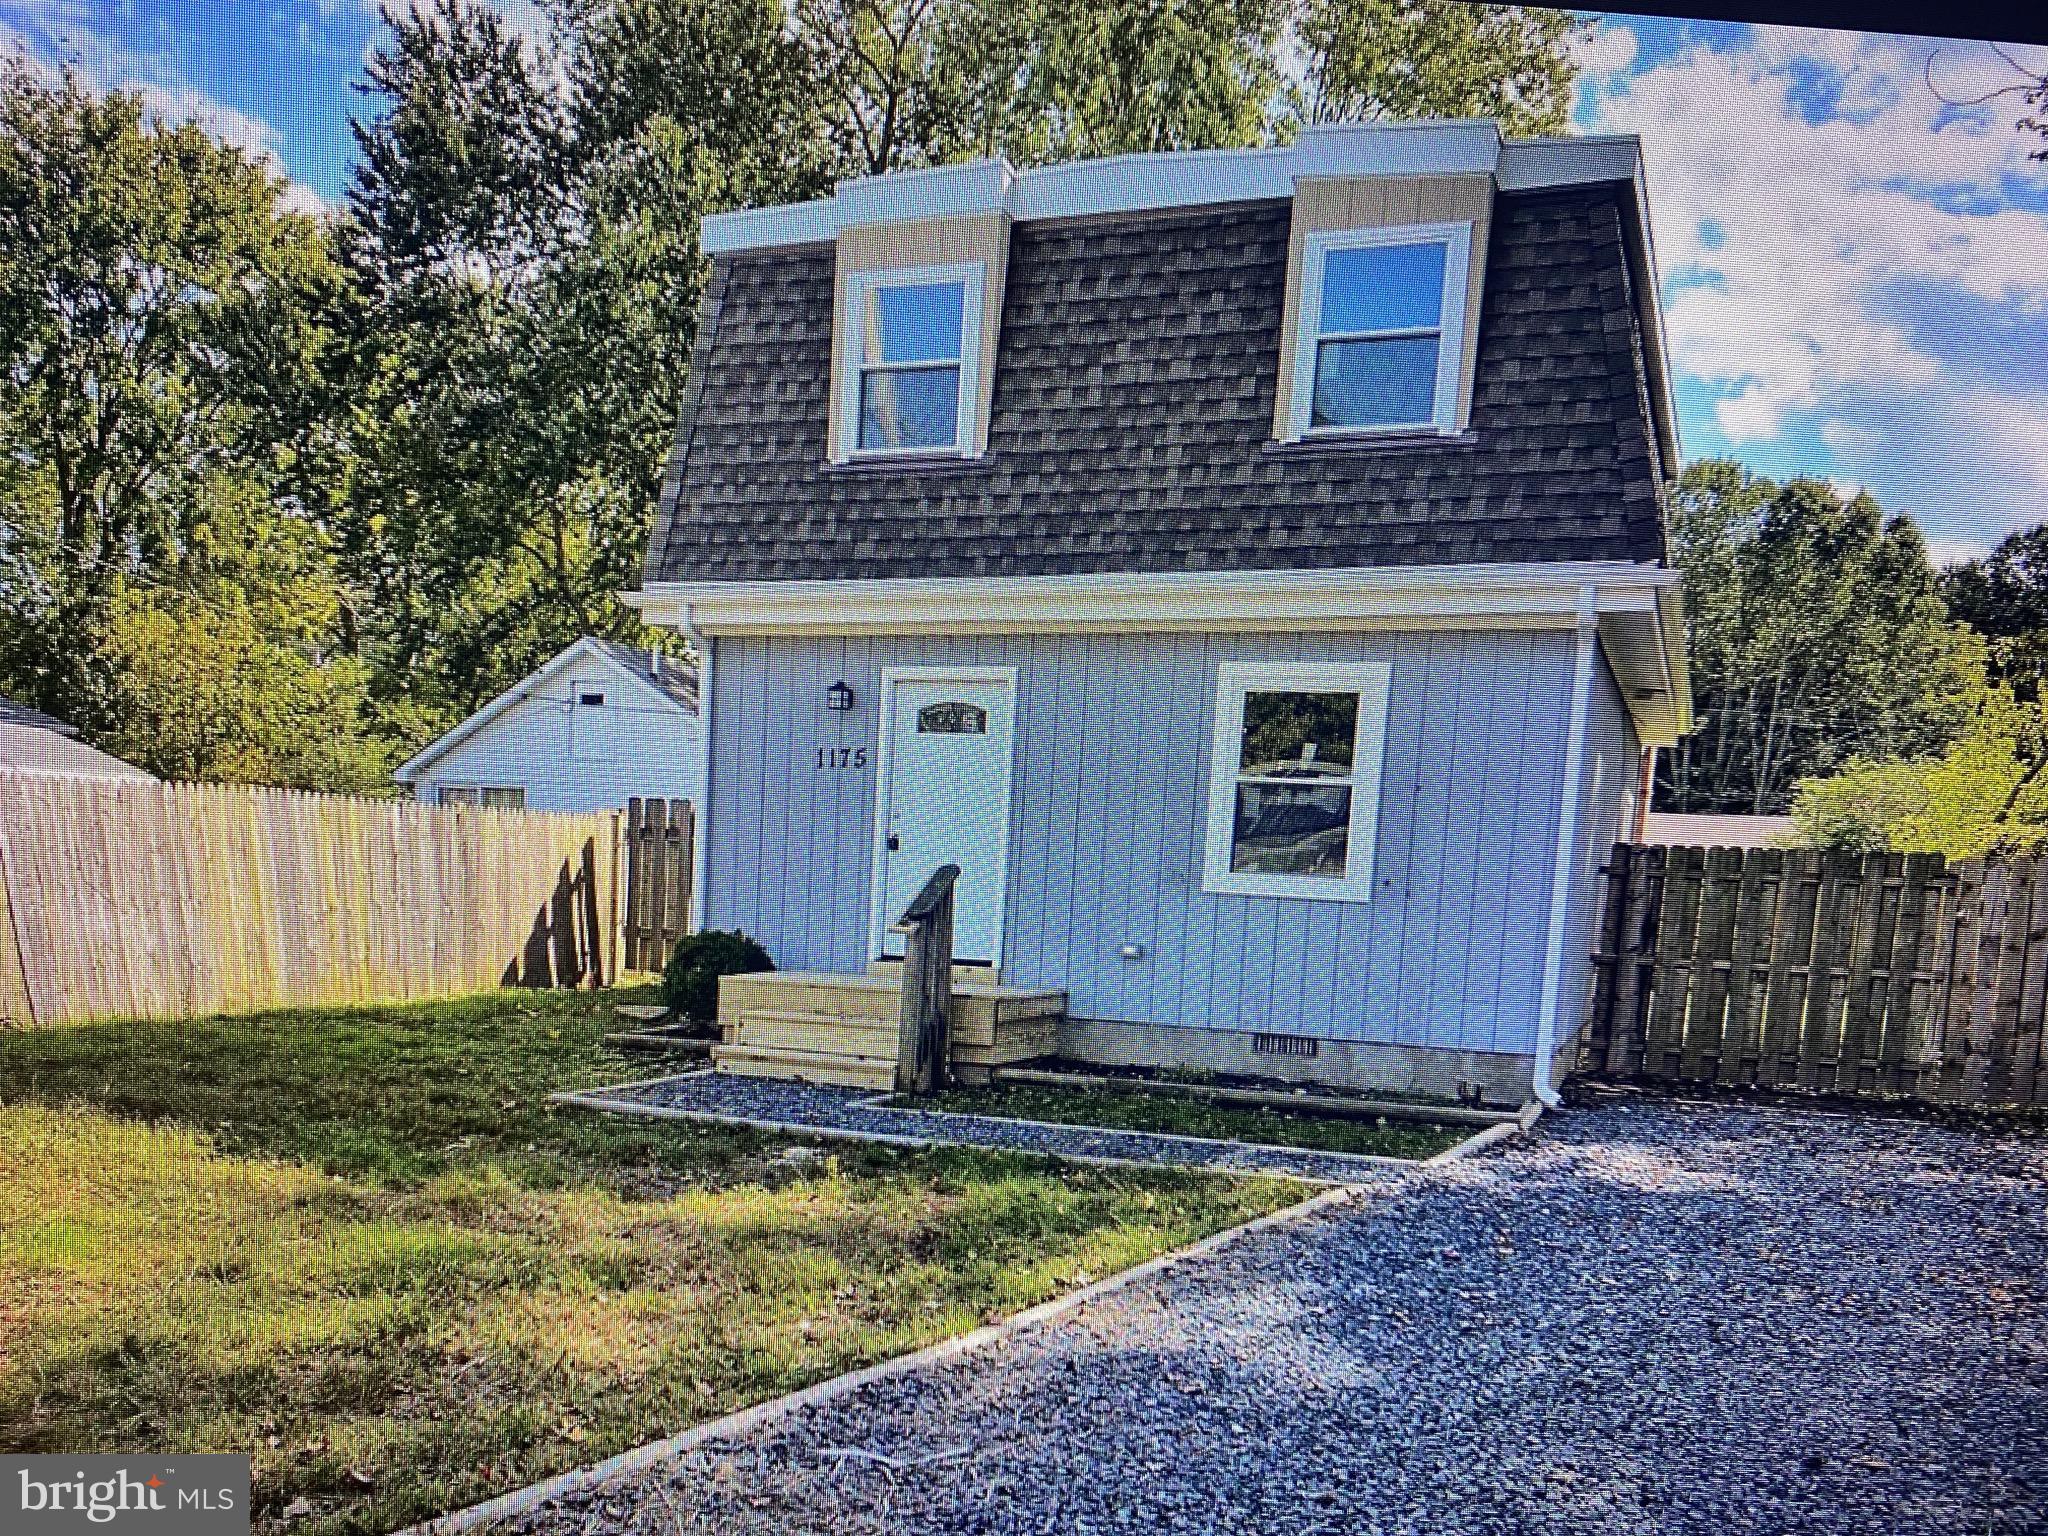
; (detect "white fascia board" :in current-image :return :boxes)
[1290,118,1504,179]
[1630,156,1683,471]
[701,197,838,254]
[625,561,1677,631]
[700,122,1648,256]
[835,157,1015,226]
[624,561,1689,744]
[1496,135,1642,190]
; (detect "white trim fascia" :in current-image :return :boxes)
[1531,588,1599,1108]
[1629,156,1683,472]
[836,158,1016,229]
[699,122,1646,256]
[1286,222,1474,442]
[624,562,1678,635]
[393,637,693,784]
[1200,660,1392,905]
[836,261,986,463]
[864,664,1020,970]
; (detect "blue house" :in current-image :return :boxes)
[630,120,1689,1108]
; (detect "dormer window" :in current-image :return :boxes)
[839,263,985,459]
[1286,224,1473,440]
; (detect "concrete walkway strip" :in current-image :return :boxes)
[392,1178,1366,1536]
[552,1070,1521,1186]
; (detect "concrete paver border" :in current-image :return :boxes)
[404,1077,1535,1536]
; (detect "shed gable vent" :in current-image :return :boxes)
[1252,1032,1318,1058]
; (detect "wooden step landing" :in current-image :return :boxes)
[712,969,1063,1089]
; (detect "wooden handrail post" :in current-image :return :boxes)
[891,863,959,1095]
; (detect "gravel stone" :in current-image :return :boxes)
[505,1099,2047,1536]
[572,1071,1431,1185]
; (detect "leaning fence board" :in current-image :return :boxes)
[0,772,620,1027]
[1583,842,2047,1107]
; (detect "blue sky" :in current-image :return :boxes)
[5,2,2046,561]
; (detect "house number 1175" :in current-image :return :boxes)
[815,746,868,770]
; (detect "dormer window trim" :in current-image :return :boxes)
[1284,222,1474,443]
[836,260,987,463]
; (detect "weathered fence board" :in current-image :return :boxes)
[0,772,620,1028]
[623,797,695,972]
[1584,843,2048,1107]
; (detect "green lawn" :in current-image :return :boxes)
[904,1082,1470,1160]
[0,990,1296,1536]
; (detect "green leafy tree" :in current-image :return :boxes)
[1940,523,2048,698]
[1662,459,1980,816]
[0,63,387,785]
[1290,2,1579,134]
[1792,678,2048,858]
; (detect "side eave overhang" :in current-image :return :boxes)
[625,560,1693,747]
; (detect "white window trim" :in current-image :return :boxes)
[1285,222,1473,442]
[837,261,986,462]
[1201,660,1392,903]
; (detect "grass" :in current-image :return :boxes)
[0,988,1297,1536]
[902,1082,1471,1160]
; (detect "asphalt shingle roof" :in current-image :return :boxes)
[647,184,1668,586]
[594,641,698,712]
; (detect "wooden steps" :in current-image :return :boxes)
[712,969,1063,1090]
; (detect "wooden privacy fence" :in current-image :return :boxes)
[1583,844,2048,1106]
[0,772,620,1028]
[623,797,694,971]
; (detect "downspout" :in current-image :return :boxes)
[1529,586,1600,1110]
[678,603,712,933]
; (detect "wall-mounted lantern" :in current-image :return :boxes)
[825,680,855,712]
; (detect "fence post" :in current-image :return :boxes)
[0,807,35,1027]
[893,864,959,1096]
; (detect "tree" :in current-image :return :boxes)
[1927,42,2048,166]
[1661,459,1980,815]
[0,63,390,786]
[1291,1,1579,134]
[1940,523,2048,698]
[1791,678,2048,858]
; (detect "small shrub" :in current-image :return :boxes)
[661,930,773,1022]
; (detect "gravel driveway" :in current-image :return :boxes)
[499,1098,2047,1536]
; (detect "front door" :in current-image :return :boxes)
[873,670,1016,964]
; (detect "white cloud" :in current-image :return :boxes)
[1571,18,1639,86]
[1583,24,2048,548]
[1,0,328,211]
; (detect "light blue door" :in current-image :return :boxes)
[873,671,1015,964]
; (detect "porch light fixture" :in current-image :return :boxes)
[826,680,855,711]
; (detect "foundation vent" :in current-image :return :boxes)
[1252,1032,1318,1058]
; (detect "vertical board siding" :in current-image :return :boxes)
[705,627,1605,1056]
[1585,844,2048,1106]
[0,773,620,1027]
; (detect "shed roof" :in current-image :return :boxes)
[0,694,80,735]
[0,721,155,781]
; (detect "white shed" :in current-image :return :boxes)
[394,638,701,813]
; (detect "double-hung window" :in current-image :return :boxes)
[1287,224,1472,439]
[1202,661,1392,903]
[840,263,984,458]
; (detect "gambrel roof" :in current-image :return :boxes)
[645,125,1675,589]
